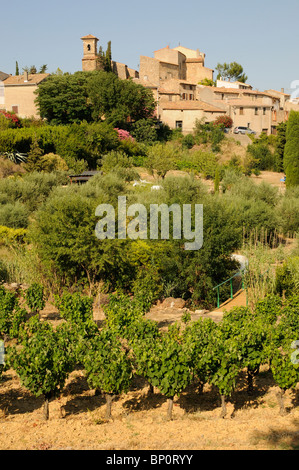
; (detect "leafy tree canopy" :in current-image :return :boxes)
[215,62,248,83]
[35,71,156,128]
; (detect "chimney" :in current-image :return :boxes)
[281,88,284,94]
[24,71,28,82]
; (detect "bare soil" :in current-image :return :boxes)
[1,301,299,451]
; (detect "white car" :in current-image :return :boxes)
[234,126,256,135]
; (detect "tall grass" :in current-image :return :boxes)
[240,229,292,307]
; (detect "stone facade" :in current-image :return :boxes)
[196,85,299,135]
[139,45,213,85]
[3,72,50,119]
[81,34,138,79]
[160,100,226,134]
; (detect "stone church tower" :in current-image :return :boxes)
[81,34,101,72]
[80,34,139,79]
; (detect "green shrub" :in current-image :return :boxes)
[275,257,299,297]
[181,134,195,149]
[0,225,27,244]
[54,292,93,324]
[25,283,45,315]
[0,202,30,228]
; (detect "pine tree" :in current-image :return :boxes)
[283,110,299,187]
[15,61,19,76]
[39,65,48,73]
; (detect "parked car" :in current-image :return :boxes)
[233,126,256,135]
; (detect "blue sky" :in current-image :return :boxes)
[1,0,299,93]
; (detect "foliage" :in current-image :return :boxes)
[0,286,27,340]
[54,291,93,325]
[284,110,299,187]
[276,187,299,236]
[193,119,225,152]
[0,110,21,129]
[213,115,233,128]
[0,202,30,229]
[0,171,69,214]
[114,128,135,141]
[132,323,193,418]
[0,157,25,179]
[198,78,216,87]
[130,118,158,144]
[100,150,139,181]
[86,71,156,127]
[215,62,248,83]
[181,134,195,149]
[35,72,93,125]
[274,121,287,172]
[83,327,132,418]
[0,226,26,246]
[176,149,220,179]
[246,141,274,171]
[275,257,299,297]
[23,136,44,172]
[8,319,75,419]
[25,283,45,315]
[1,151,27,165]
[0,122,121,171]
[146,143,177,179]
[103,292,145,337]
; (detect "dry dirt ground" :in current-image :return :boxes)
[1,300,299,451]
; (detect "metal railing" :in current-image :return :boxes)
[213,271,247,309]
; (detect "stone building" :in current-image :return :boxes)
[139,45,213,84]
[0,71,10,109]
[160,100,227,133]
[2,71,50,119]
[81,34,138,78]
[196,84,298,135]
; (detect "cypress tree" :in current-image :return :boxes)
[283,110,299,187]
[105,41,112,72]
[274,121,287,172]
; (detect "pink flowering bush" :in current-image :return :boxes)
[114,128,135,142]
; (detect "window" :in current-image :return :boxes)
[12,106,19,114]
[175,121,183,129]
[263,107,266,115]
[239,107,244,115]
[255,108,258,115]
[168,95,173,101]
[87,44,91,51]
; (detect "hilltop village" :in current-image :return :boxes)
[1,34,299,134]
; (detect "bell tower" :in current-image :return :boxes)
[81,34,100,71]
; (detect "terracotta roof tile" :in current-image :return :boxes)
[220,98,272,108]
[80,34,99,40]
[0,71,10,81]
[3,73,50,86]
[161,100,226,112]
